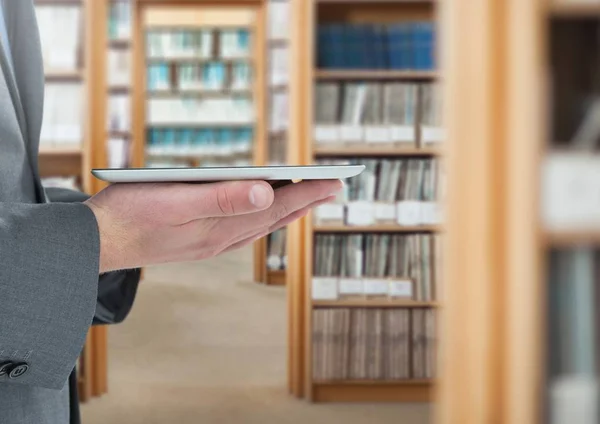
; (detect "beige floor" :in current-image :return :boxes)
[81,247,431,424]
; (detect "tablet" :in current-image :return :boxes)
[91,165,365,184]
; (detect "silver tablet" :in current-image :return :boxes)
[91,165,365,184]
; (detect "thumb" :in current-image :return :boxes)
[185,180,274,220]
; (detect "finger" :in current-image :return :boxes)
[156,180,275,224]
[216,179,342,236]
[221,195,337,254]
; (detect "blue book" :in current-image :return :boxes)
[330,24,345,69]
[387,25,403,69]
[317,26,328,68]
[360,24,372,69]
[413,22,434,70]
[373,24,387,69]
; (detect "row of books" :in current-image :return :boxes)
[315,158,443,227]
[547,247,600,423]
[146,63,252,92]
[146,29,251,60]
[108,95,130,132]
[108,50,131,87]
[313,234,441,302]
[147,97,254,125]
[146,127,253,156]
[41,177,79,191]
[267,229,287,271]
[268,132,287,166]
[108,1,131,41]
[35,5,82,72]
[268,0,290,41]
[270,47,289,87]
[312,308,436,380]
[317,22,435,70]
[41,84,84,146]
[315,82,443,145]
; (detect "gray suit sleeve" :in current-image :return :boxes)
[43,188,141,326]
[0,201,100,390]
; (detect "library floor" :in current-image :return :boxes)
[81,247,431,424]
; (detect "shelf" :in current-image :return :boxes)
[45,70,83,82]
[39,146,82,156]
[311,380,434,403]
[314,379,433,385]
[108,130,131,138]
[147,122,254,128]
[108,39,131,49]
[269,38,289,48]
[313,224,441,233]
[314,145,441,157]
[34,0,83,5]
[543,229,600,246]
[266,269,286,286]
[315,70,438,81]
[147,57,252,64]
[316,0,436,3]
[549,2,600,17]
[108,86,130,94]
[313,299,438,308]
[147,89,252,98]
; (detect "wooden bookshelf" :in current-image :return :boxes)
[132,1,268,284]
[255,0,291,285]
[288,0,441,403]
[35,0,109,403]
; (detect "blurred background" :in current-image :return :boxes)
[33,0,599,423]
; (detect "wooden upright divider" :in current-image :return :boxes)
[437,0,544,423]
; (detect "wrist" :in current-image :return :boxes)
[84,199,121,273]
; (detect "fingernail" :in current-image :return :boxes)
[250,184,270,208]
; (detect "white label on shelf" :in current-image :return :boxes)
[396,201,423,226]
[420,202,438,225]
[315,203,345,221]
[421,126,445,143]
[314,125,340,143]
[363,279,390,296]
[267,255,282,270]
[364,126,392,143]
[541,153,600,229]
[312,277,339,300]
[375,203,396,221]
[339,125,364,143]
[339,278,364,296]
[390,125,417,143]
[389,279,414,298]
[347,201,375,226]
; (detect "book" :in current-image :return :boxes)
[312,308,436,381]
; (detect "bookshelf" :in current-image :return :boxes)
[133,1,268,281]
[33,0,109,403]
[436,1,600,423]
[288,0,442,403]
[256,0,291,286]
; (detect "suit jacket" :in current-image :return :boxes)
[0,1,140,423]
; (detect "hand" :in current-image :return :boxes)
[84,180,342,273]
